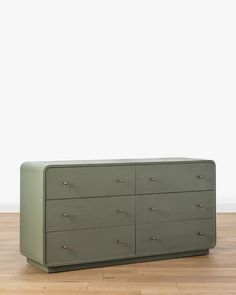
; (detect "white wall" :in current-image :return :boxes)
[0,1,235,212]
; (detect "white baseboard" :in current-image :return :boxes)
[216,204,236,212]
[0,203,236,213]
[0,203,19,212]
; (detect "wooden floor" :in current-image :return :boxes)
[0,214,236,295]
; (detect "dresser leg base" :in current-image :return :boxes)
[27,249,209,273]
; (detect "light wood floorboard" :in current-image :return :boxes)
[0,213,236,294]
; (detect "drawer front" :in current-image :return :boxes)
[46,196,135,232]
[136,219,215,256]
[136,162,215,194]
[46,226,135,266]
[46,165,135,199]
[136,191,215,224]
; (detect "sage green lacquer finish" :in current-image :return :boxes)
[28,249,209,273]
[20,158,216,273]
[46,225,135,266]
[46,196,135,232]
[136,162,215,194]
[136,191,215,224]
[20,163,45,265]
[136,219,216,255]
[46,166,135,199]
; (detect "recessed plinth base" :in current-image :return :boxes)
[27,249,209,273]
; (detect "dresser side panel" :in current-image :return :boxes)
[20,163,45,265]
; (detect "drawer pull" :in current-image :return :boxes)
[197,204,204,208]
[63,181,68,185]
[62,245,68,249]
[117,209,124,213]
[150,236,158,240]
[63,213,69,217]
[197,175,203,179]
[150,177,158,182]
[117,240,123,244]
[198,232,204,235]
[150,207,157,212]
[117,179,124,183]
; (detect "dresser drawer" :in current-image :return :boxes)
[46,226,135,266]
[136,162,215,194]
[46,196,135,232]
[136,219,215,256]
[46,166,135,199]
[136,191,215,224]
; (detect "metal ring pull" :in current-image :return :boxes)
[197,175,203,179]
[151,236,157,240]
[117,209,123,213]
[197,204,204,208]
[150,207,157,212]
[62,245,68,249]
[117,179,124,183]
[198,232,204,235]
[117,240,123,244]
[63,181,68,185]
[63,213,69,217]
[150,177,157,182]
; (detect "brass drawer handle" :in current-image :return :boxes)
[117,209,124,213]
[198,232,204,235]
[150,177,158,182]
[150,236,158,240]
[150,207,157,212]
[62,245,68,249]
[63,213,69,217]
[117,240,123,244]
[197,175,203,179]
[117,179,124,183]
[197,204,204,208]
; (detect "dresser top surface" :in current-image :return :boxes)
[21,158,215,170]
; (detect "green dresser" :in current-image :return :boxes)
[20,158,216,272]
